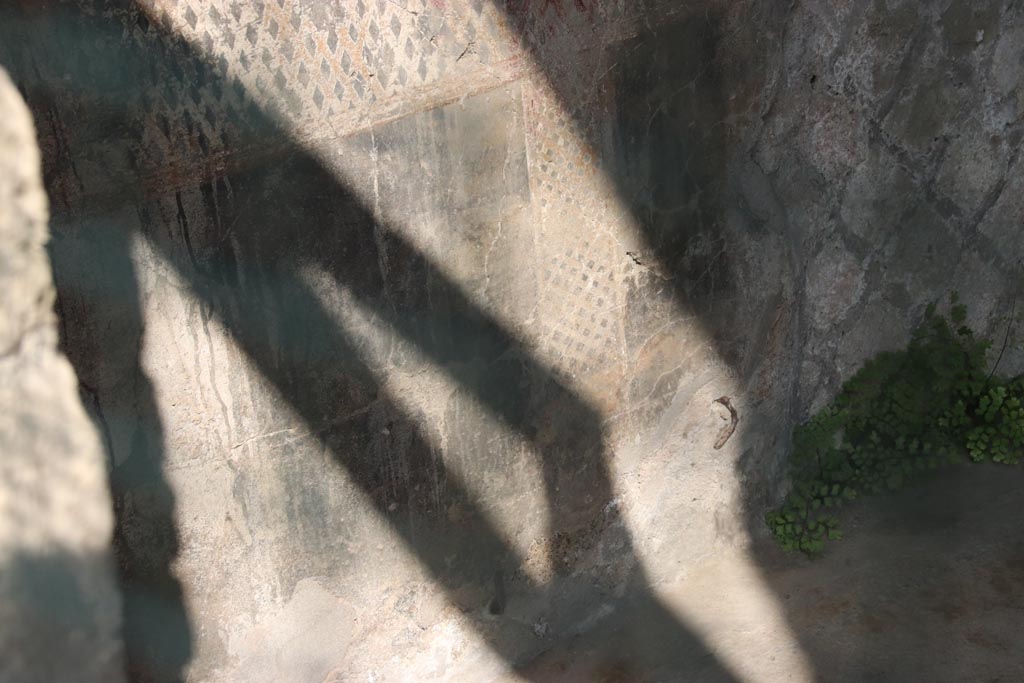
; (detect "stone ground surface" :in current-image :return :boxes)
[520,464,1024,683]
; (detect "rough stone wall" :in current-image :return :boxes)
[0,67,125,683]
[0,0,1021,681]
[764,0,1024,414]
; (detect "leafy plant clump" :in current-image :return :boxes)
[767,294,1024,554]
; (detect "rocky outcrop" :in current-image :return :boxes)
[0,67,124,683]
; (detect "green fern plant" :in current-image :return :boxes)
[768,293,1024,554]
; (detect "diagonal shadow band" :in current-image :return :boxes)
[1,1,741,681]
[491,0,797,516]
[53,220,189,683]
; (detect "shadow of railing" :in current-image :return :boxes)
[1,549,127,681]
[55,219,191,682]
[495,0,798,554]
[493,3,1024,683]
[1,1,744,680]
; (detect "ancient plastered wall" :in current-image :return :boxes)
[1,0,1022,680]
